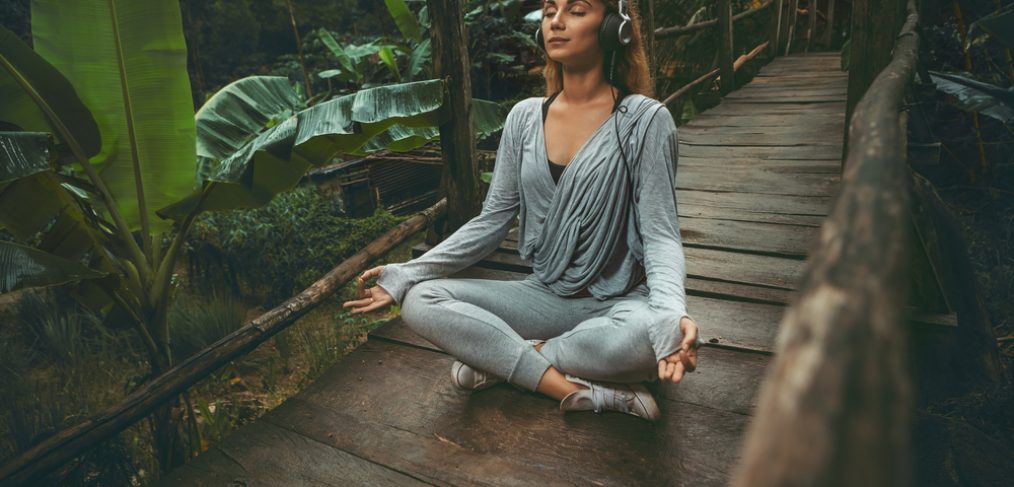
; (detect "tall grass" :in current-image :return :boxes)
[168,290,247,362]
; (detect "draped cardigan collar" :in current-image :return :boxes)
[516,94,663,297]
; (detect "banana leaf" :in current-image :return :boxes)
[0,27,100,157]
[968,5,1014,50]
[929,70,1014,124]
[0,241,107,293]
[0,132,54,183]
[31,0,196,234]
[195,76,303,184]
[160,79,508,220]
[385,0,424,43]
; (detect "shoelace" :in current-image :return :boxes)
[590,383,633,414]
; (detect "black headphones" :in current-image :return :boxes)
[535,0,633,53]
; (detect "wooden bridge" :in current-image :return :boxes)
[154,49,933,486]
[9,1,1000,486]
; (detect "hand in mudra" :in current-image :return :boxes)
[658,317,700,384]
[342,265,394,314]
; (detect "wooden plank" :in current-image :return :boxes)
[679,216,820,256]
[682,115,845,128]
[679,134,844,147]
[684,246,804,290]
[678,166,839,197]
[679,144,841,160]
[265,399,564,486]
[677,158,841,174]
[680,126,845,138]
[157,418,426,486]
[681,203,825,227]
[675,189,832,216]
[278,339,755,486]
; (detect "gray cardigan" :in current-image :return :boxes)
[377,94,693,363]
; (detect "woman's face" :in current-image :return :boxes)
[541,0,608,68]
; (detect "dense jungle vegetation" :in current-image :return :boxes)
[0,0,1011,485]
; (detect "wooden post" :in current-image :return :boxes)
[718,0,736,95]
[640,0,655,92]
[805,0,817,52]
[427,0,480,240]
[771,0,785,59]
[824,0,837,48]
[785,0,799,55]
[843,0,905,166]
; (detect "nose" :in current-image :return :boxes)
[547,10,565,31]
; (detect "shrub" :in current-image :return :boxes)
[184,185,406,307]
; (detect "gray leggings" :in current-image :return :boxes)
[399,274,659,392]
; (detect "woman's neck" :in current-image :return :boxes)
[558,63,620,106]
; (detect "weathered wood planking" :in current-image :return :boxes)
[679,144,841,160]
[678,166,839,196]
[267,339,762,486]
[156,418,427,486]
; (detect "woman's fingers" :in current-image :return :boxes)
[670,360,686,384]
[658,360,668,381]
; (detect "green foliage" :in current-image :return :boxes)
[185,186,406,306]
[168,290,247,362]
[15,290,106,367]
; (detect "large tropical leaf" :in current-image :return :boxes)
[407,38,432,80]
[0,241,107,293]
[30,0,196,234]
[0,132,54,183]
[968,5,1014,50]
[195,76,303,184]
[385,0,423,43]
[159,80,508,220]
[0,27,101,157]
[929,70,1014,124]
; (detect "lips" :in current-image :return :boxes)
[548,38,568,44]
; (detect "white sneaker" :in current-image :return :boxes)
[559,374,661,421]
[450,339,545,392]
[450,360,503,391]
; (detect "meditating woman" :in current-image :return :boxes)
[342,0,700,421]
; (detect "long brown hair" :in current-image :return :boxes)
[542,0,653,97]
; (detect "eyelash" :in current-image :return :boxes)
[544,10,586,17]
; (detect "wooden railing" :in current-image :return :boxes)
[730,1,921,486]
[654,0,775,105]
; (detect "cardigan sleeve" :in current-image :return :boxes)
[634,106,695,363]
[375,101,526,305]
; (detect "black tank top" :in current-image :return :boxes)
[542,90,626,184]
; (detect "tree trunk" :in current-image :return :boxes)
[427,0,479,241]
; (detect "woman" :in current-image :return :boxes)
[342,0,699,422]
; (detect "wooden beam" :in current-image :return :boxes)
[663,40,769,106]
[654,0,773,39]
[718,0,736,95]
[0,200,448,486]
[730,2,920,486]
[427,0,479,238]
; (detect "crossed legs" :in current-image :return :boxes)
[399,275,659,400]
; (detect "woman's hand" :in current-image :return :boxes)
[657,316,700,384]
[342,265,394,315]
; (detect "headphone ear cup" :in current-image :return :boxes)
[535,26,545,52]
[598,12,622,51]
